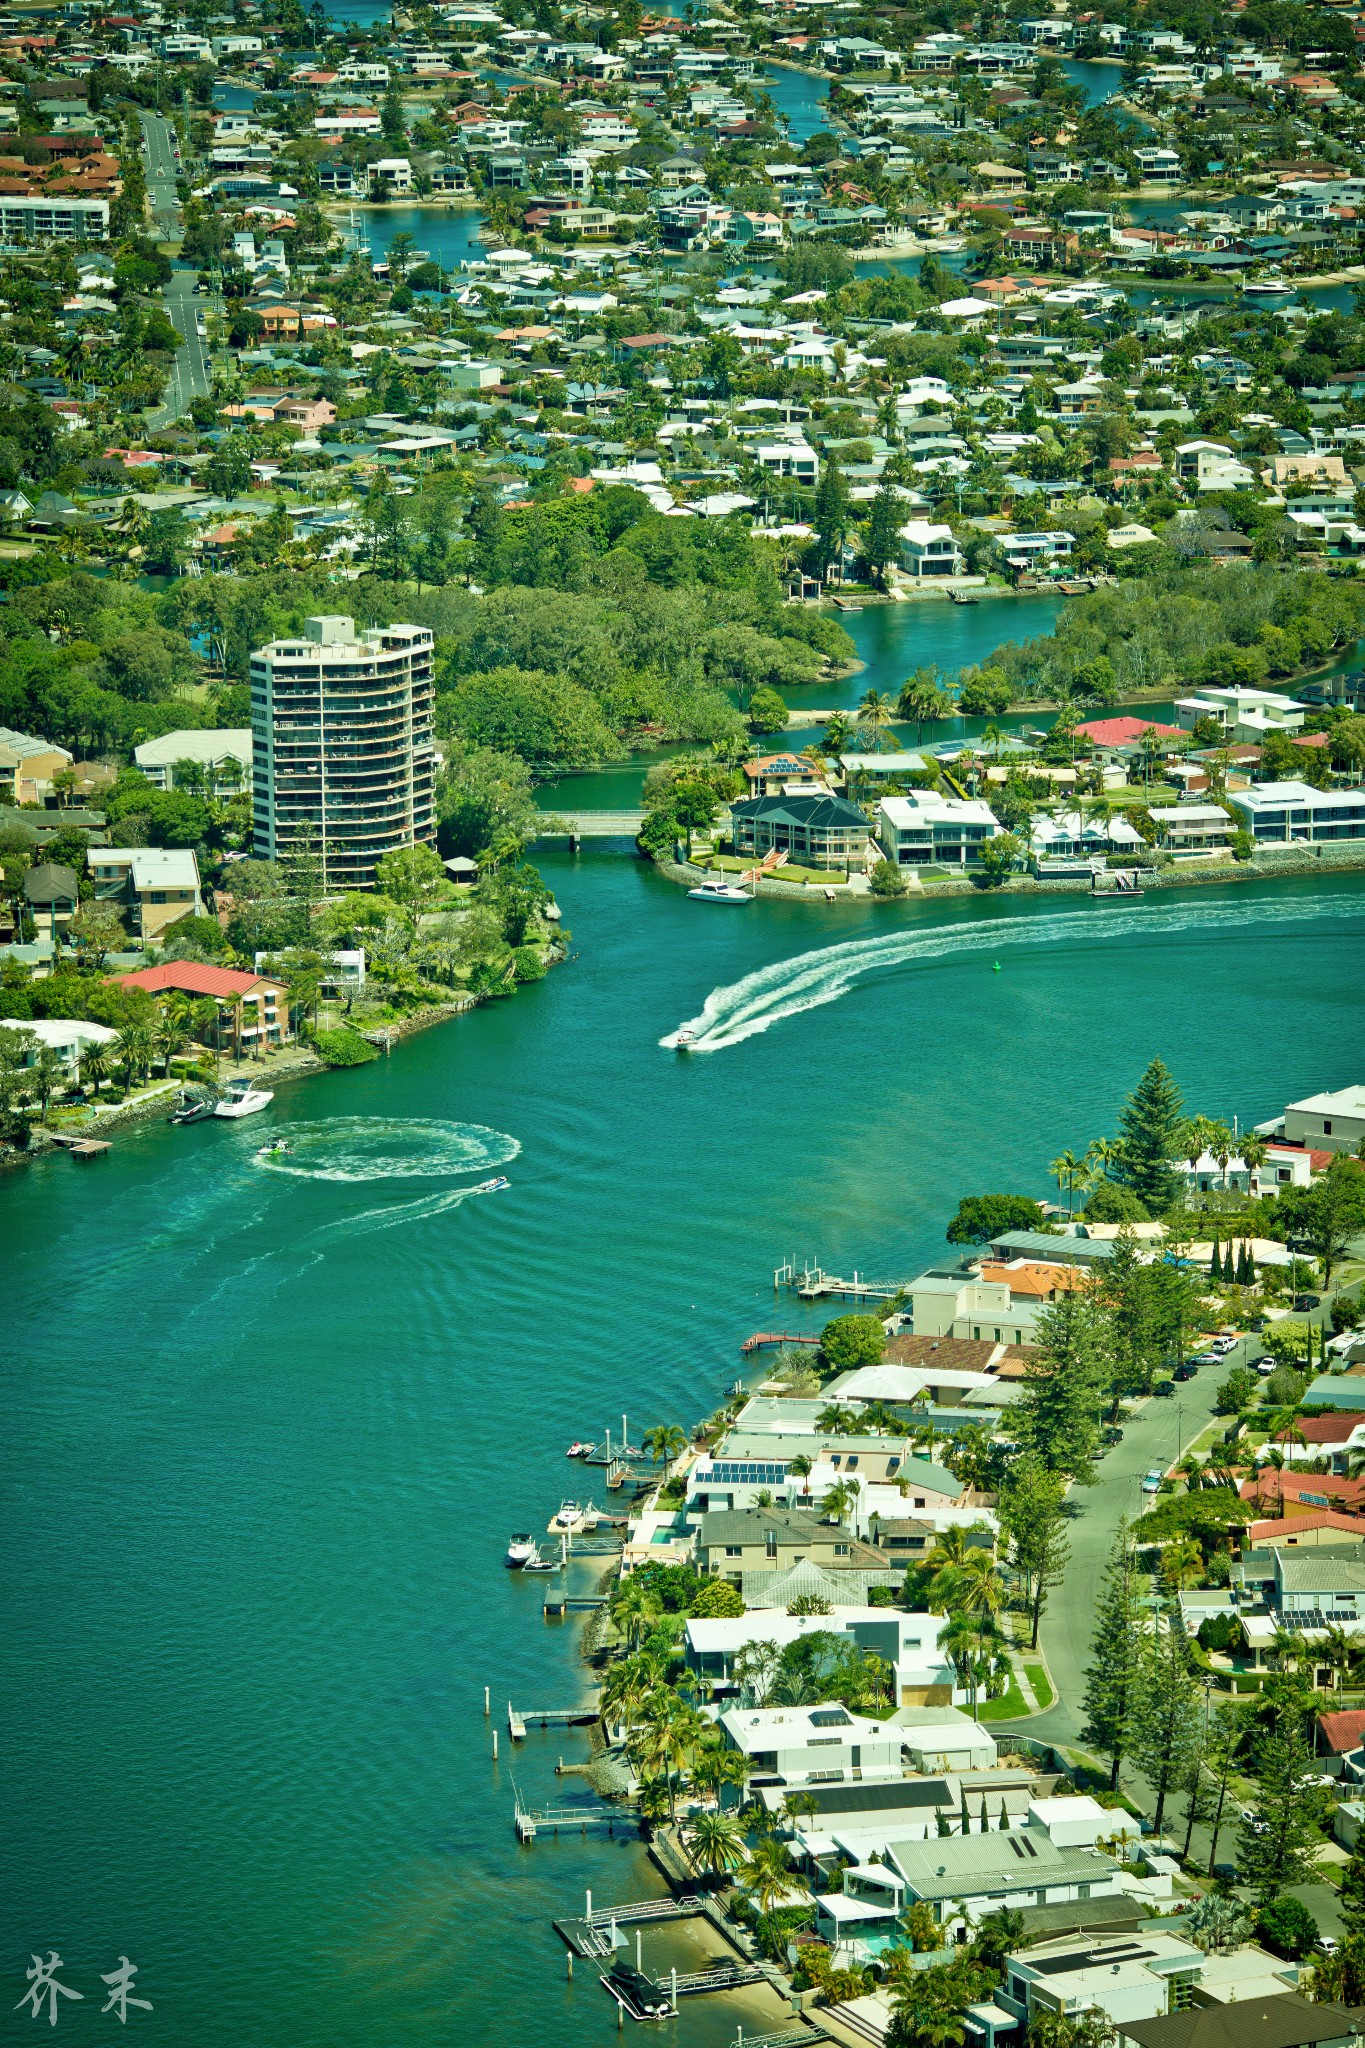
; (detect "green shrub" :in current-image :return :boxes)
[870,858,907,898]
[1197,1613,1240,1653]
[513,946,548,983]
[311,1027,379,1067]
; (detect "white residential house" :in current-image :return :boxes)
[999,1931,1203,2031]
[1227,779,1365,847]
[0,1017,118,1073]
[754,439,819,482]
[1147,803,1237,855]
[1029,810,1145,862]
[134,728,252,792]
[717,1702,904,1785]
[898,520,964,577]
[1174,687,1306,740]
[1282,1083,1365,1156]
[685,1608,964,1708]
[878,791,1003,869]
[370,157,413,192]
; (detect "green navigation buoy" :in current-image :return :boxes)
[993,961,1002,972]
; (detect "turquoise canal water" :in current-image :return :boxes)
[4,866,1365,2045]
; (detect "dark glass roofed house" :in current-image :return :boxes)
[730,792,872,871]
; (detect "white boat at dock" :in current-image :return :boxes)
[505,1533,538,1568]
[687,877,752,903]
[1243,277,1296,299]
[214,1080,274,1119]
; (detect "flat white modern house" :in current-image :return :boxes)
[878,791,1003,868]
[685,1608,964,1708]
[1226,779,1365,846]
[1281,1083,1365,1155]
[716,1702,903,1785]
[1173,686,1306,739]
[898,520,965,577]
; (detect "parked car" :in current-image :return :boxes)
[1212,1861,1239,1884]
[1190,1352,1219,1367]
[1154,1379,1176,1397]
[1142,1469,1163,1494]
[1253,1356,1276,1376]
[1101,1425,1124,1447]
[1211,1335,1238,1355]
[1173,1362,1196,1382]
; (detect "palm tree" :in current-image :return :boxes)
[823,711,854,759]
[743,1835,794,1918]
[931,1547,1005,1624]
[856,688,897,753]
[1085,1135,1122,1186]
[1161,1537,1205,1591]
[25,1043,68,1125]
[642,1422,686,1469]
[820,1479,859,1524]
[900,1900,945,1953]
[610,1578,663,1652]
[1206,1119,1236,1191]
[114,1024,152,1092]
[1317,1622,1359,1693]
[153,1017,183,1077]
[1049,1148,1091,1219]
[78,1040,111,1100]
[788,1453,813,1498]
[681,1809,745,1883]
[1240,1133,1268,1194]
[942,1613,1002,1719]
[815,1403,857,1437]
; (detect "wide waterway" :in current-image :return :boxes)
[4,862,1365,2046]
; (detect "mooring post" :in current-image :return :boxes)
[491,1729,498,1760]
[566,1951,573,1980]
[586,1889,592,1920]
[671,1966,677,2013]
[483,1685,490,1717]
[636,1930,642,1972]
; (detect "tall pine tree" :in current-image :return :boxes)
[1128,1611,1203,1833]
[1116,1057,1185,1213]
[1081,1525,1143,1790]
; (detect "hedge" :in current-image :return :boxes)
[311,1027,379,1068]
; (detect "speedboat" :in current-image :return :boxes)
[675,1026,696,1049]
[552,1500,584,1531]
[1243,277,1295,299]
[169,1091,214,1125]
[566,1441,595,1459]
[214,1080,274,1118]
[256,1139,291,1158]
[475,1176,509,1193]
[505,1533,538,1568]
[688,878,751,902]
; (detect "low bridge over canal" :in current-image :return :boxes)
[533,810,645,845]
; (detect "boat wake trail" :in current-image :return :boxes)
[256,1116,519,1183]
[661,893,1365,1053]
[256,1117,520,1238]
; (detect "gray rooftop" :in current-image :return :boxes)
[888,1830,1117,1901]
[989,1230,1115,1263]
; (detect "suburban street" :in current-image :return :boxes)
[997,1310,1350,1938]
[139,110,213,428]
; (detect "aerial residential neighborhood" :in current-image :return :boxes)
[3,0,1365,2042]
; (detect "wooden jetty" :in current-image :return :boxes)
[508,1702,598,1740]
[773,1259,909,1303]
[741,1331,821,1354]
[544,1593,607,1616]
[49,1134,112,1159]
[514,1795,631,1844]
[555,1896,704,1958]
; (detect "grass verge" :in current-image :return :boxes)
[1025,1664,1055,1709]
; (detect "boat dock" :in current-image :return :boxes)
[740,1331,821,1354]
[774,1259,909,1302]
[543,1593,608,1617]
[514,1792,631,1844]
[555,1895,706,1956]
[508,1702,598,1740]
[49,1134,112,1159]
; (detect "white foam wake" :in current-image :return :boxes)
[662,892,1365,1053]
[254,1116,519,1183]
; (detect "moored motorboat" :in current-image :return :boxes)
[566,1441,595,1459]
[505,1533,537,1568]
[687,877,751,902]
[552,1500,584,1531]
[214,1079,274,1119]
[1243,277,1295,299]
[169,1090,215,1125]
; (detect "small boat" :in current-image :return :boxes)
[214,1080,274,1119]
[524,1551,562,1573]
[675,1026,696,1049]
[552,1500,584,1531]
[475,1176,510,1193]
[256,1139,291,1158]
[505,1533,538,1568]
[687,878,751,903]
[951,591,979,604]
[566,1441,595,1459]
[168,1091,214,1125]
[1243,277,1295,299]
